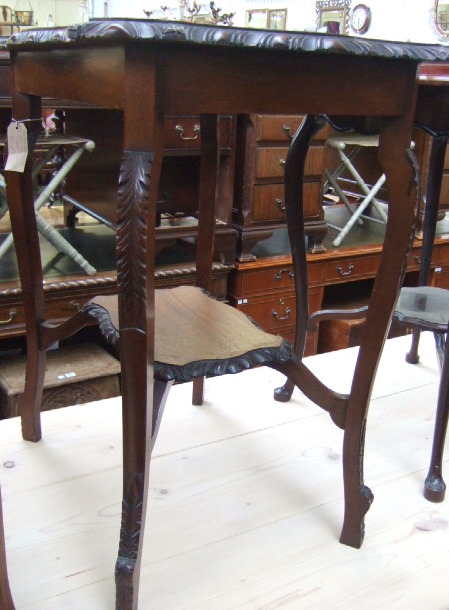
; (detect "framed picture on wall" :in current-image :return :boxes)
[246,9,268,28]
[269,9,287,30]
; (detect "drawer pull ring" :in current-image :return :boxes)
[175,124,200,141]
[279,159,286,168]
[337,264,354,277]
[272,301,291,321]
[275,197,286,211]
[274,268,294,281]
[0,308,17,325]
[282,124,295,138]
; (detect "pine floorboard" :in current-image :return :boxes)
[1,333,448,609]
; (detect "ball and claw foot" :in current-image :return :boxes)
[424,471,446,503]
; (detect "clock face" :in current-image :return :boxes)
[351,4,371,34]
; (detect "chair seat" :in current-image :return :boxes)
[395,286,449,330]
[85,286,293,382]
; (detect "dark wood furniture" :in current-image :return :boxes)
[228,232,445,354]
[5,19,449,609]
[233,114,329,260]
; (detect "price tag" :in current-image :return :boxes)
[4,121,28,172]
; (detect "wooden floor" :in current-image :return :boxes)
[1,333,449,609]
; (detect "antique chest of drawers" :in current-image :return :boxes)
[232,114,329,262]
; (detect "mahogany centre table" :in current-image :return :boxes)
[5,19,449,610]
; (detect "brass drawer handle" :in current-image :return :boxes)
[0,308,17,325]
[414,255,421,265]
[282,124,295,138]
[272,300,291,321]
[274,268,294,281]
[275,197,286,211]
[336,264,354,277]
[279,159,286,168]
[69,300,80,312]
[175,124,200,141]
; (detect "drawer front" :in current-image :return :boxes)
[406,247,423,271]
[252,184,286,221]
[255,145,325,179]
[237,266,296,296]
[252,182,321,222]
[0,303,24,335]
[162,116,232,150]
[435,244,449,266]
[238,294,297,332]
[326,255,380,283]
[256,115,305,142]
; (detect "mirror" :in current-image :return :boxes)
[316,0,350,35]
[433,0,449,40]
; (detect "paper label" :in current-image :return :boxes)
[4,122,28,172]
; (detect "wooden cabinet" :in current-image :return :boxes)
[228,255,324,355]
[228,237,449,355]
[232,114,329,262]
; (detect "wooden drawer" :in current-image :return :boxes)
[434,244,449,265]
[229,260,325,298]
[255,114,304,142]
[162,115,233,150]
[406,247,423,271]
[255,145,325,179]
[0,303,24,336]
[231,287,322,333]
[325,255,380,283]
[0,294,92,338]
[252,181,322,222]
[233,293,297,335]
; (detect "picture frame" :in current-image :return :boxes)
[246,9,268,29]
[269,9,287,30]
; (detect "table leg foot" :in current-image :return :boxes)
[273,378,294,402]
[115,472,144,610]
[424,470,446,503]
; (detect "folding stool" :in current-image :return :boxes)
[0,134,96,274]
[324,133,388,247]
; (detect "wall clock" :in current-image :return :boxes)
[350,4,371,34]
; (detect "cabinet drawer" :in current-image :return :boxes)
[252,182,321,222]
[325,255,380,282]
[162,116,233,150]
[237,294,297,333]
[256,115,304,142]
[255,145,325,179]
[406,248,423,271]
[234,265,296,296]
[0,303,24,335]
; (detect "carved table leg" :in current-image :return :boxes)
[5,92,45,442]
[340,114,419,547]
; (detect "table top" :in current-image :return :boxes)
[7,18,449,64]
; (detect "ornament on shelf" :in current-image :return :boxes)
[14,0,33,26]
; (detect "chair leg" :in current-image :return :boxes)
[406,328,421,364]
[0,486,14,610]
[192,377,205,406]
[424,332,449,503]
